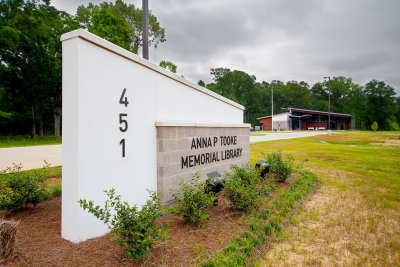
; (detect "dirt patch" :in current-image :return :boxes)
[372,139,400,146]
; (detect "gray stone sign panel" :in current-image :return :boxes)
[156,125,250,203]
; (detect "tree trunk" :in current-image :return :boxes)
[53,105,61,138]
[31,101,36,137]
[39,110,44,139]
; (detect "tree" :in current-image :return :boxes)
[0,0,78,137]
[159,60,177,73]
[364,80,397,130]
[396,97,400,125]
[208,67,262,124]
[284,80,312,109]
[268,80,286,115]
[328,77,353,113]
[310,82,329,111]
[76,0,165,54]
[344,83,367,130]
[89,7,131,51]
[198,80,205,87]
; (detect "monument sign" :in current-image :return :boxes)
[61,29,249,243]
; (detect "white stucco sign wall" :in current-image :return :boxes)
[61,29,249,243]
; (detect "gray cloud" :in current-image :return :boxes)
[52,0,400,93]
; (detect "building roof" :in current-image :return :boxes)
[257,112,289,120]
[257,115,272,120]
[282,108,352,118]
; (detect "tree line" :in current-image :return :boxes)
[199,68,400,130]
[1,1,399,137]
[0,0,165,137]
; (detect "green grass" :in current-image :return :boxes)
[0,135,62,148]
[251,131,400,266]
[251,132,400,210]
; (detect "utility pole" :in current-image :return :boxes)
[142,0,149,60]
[271,84,274,131]
[324,76,331,131]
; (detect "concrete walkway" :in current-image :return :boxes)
[0,145,62,171]
[250,131,328,143]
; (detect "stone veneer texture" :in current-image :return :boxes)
[156,126,250,203]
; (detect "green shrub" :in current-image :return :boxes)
[172,173,217,227]
[79,189,169,260]
[371,121,378,131]
[265,150,294,182]
[0,163,49,210]
[223,165,261,213]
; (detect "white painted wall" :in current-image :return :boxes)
[156,74,242,122]
[61,29,245,242]
[273,112,290,122]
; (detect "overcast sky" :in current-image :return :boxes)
[52,0,400,93]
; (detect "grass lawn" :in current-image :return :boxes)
[251,131,400,266]
[0,135,62,148]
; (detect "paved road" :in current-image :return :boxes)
[250,131,328,143]
[0,132,326,171]
[0,145,62,171]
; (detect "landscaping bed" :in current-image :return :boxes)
[1,168,318,266]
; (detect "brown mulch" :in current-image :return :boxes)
[0,196,248,266]
[0,177,293,266]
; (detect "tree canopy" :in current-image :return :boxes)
[76,0,166,53]
[204,68,399,129]
[0,0,166,136]
[0,0,79,137]
[159,60,177,73]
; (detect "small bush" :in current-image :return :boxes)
[223,165,261,213]
[265,150,294,182]
[79,189,169,260]
[371,121,378,131]
[172,173,217,227]
[0,163,49,210]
